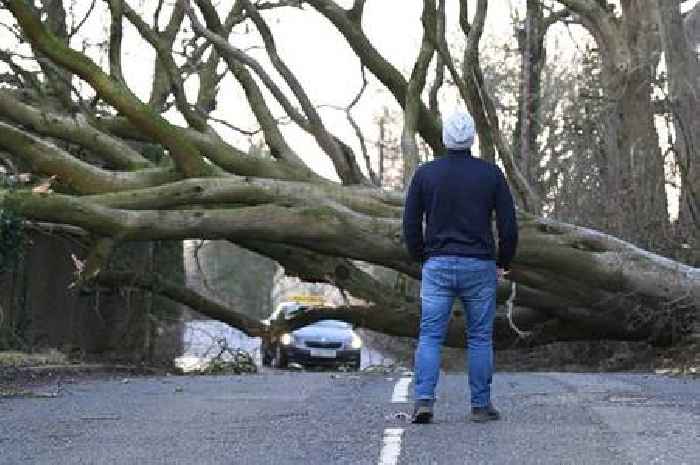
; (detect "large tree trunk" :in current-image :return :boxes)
[556,1,670,253]
[601,2,669,251]
[514,0,546,189]
[656,0,700,262]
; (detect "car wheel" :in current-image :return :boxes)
[272,345,288,369]
[352,356,361,371]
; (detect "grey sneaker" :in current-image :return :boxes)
[470,404,501,423]
[411,400,434,424]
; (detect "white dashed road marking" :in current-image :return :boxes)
[378,428,404,465]
[379,376,412,464]
[391,377,412,403]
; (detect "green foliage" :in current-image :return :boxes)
[0,208,24,273]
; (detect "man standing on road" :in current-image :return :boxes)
[402,111,518,424]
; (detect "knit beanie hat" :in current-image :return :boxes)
[442,111,476,150]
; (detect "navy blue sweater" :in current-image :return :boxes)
[402,149,518,268]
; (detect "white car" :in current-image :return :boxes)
[261,302,362,370]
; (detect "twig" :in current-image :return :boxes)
[506,281,531,338]
[68,0,97,38]
[207,115,261,136]
[153,0,166,33]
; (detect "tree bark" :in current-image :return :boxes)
[514,0,547,189]
[558,0,670,251]
[655,0,700,246]
[2,186,697,344]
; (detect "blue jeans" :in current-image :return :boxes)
[414,256,497,408]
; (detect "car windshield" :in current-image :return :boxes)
[311,320,351,329]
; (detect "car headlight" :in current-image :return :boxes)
[350,334,362,349]
[280,333,294,345]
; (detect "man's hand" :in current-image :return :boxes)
[497,268,510,280]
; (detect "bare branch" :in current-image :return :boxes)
[439,0,542,212]
[402,0,437,183]
[122,1,207,130]
[149,2,187,110]
[153,0,166,32]
[0,90,152,170]
[428,0,445,121]
[347,0,366,21]
[543,7,572,30]
[68,0,97,38]
[6,0,216,177]
[95,116,322,181]
[345,66,379,186]
[185,0,308,167]
[96,271,266,336]
[85,175,402,219]
[555,0,622,62]
[240,0,369,185]
[305,0,444,152]
[0,50,43,91]
[207,115,262,137]
[187,3,309,129]
[106,0,125,84]
[0,122,178,193]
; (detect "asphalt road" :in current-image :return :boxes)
[1,371,699,464]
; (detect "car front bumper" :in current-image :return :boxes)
[282,346,360,365]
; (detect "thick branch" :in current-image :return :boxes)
[1,189,414,273]
[428,0,446,121]
[555,0,627,71]
[107,0,125,84]
[0,122,178,193]
[239,240,557,347]
[0,90,151,170]
[96,271,266,336]
[85,176,402,218]
[4,188,697,313]
[402,0,436,184]
[453,0,496,163]
[149,3,187,110]
[95,116,322,182]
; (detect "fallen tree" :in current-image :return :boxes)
[4,184,696,346]
[0,0,697,349]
